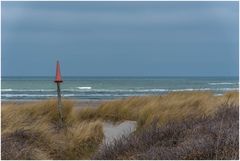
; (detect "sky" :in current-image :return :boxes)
[1,1,239,77]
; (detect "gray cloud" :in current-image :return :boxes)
[2,1,238,76]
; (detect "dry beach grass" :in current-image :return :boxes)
[93,104,239,160]
[78,91,239,127]
[1,100,103,160]
[1,91,239,160]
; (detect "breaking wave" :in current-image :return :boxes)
[1,89,55,92]
[2,87,238,93]
[2,88,238,99]
[77,87,92,90]
[208,82,237,85]
[2,94,75,98]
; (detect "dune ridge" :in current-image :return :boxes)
[1,91,239,159]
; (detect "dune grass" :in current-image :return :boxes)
[1,99,104,160]
[76,91,239,127]
[93,103,239,160]
[1,91,239,160]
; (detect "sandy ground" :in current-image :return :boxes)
[102,121,137,144]
[72,100,137,143]
[1,99,115,109]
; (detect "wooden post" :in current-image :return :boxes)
[57,82,64,124]
[54,60,64,125]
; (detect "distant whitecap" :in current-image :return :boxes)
[77,86,92,90]
[2,89,13,92]
[208,82,236,85]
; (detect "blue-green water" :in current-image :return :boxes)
[1,77,239,101]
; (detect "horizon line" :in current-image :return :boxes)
[1,75,239,78]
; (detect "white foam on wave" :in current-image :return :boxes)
[1,89,55,92]
[77,87,92,90]
[2,94,75,98]
[208,82,237,85]
[215,88,239,91]
[138,89,167,92]
[171,88,238,92]
[59,87,238,93]
[2,94,56,97]
[77,88,168,92]
[63,94,76,97]
[1,89,13,92]
[171,88,211,92]
[2,87,238,93]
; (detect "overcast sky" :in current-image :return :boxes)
[2,1,239,76]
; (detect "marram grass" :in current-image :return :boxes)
[1,99,104,160]
[1,91,239,159]
[77,91,239,127]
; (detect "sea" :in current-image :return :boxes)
[1,76,239,101]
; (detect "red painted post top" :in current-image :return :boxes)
[54,61,63,83]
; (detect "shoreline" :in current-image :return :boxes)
[1,90,238,110]
[1,90,237,103]
[1,98,122,110]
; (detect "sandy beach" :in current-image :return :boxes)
[2,99,106,108]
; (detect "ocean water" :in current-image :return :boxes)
[1,76,239,101]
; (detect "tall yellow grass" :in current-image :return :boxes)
[1,99,104,160]
[77,91,239,127]
[2,91,239,159]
